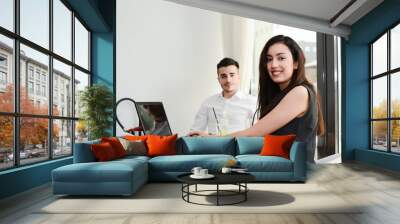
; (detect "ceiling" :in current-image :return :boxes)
[165,0,384,37]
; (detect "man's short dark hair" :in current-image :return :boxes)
[217,57,239,69]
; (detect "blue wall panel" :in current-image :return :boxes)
[92,33,114,88]
[0,158,72,199]
[343,0,400,171]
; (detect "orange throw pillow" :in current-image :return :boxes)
[101,137,127,158]
[146,134,177,157]
[259,134,296,159]
[124,135,148,142]
[91,142,117,161]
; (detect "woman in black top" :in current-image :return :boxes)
[189,35,324,162]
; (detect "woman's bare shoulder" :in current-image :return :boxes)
[285,85,309,100]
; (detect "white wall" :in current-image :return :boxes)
[117,0,226,135]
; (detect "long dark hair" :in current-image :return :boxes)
[257,35,324,135]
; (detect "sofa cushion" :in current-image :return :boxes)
[148,154,235,172]
[124,135,148,142]
[235,137,263,155]
[119,138,147,156]
[147,134,177,157]
[101,137,127,158]
[236,155,293,172]
[91,142,118,161]
[177,137,236,155]
[260,134,296,159]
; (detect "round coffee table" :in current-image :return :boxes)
[177,172,255,206]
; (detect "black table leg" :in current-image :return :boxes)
[245,183,247,201]
[217,184,219,206]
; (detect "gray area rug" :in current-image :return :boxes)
[38,183,362,214]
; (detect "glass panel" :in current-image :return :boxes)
[0,116,13,170]
[20,0,49,49]
[391,72,400,118]
[74,18,89,69]
[372,34,387,76]
[20,117,49,165]
[372,121,387,151]
[391,120,400,153]
[74,69,89,118]
[75,120,88,143]
[53,0,72,60]
[53,119,72,157]
[20,44,49,115]
[372,77,387,119]
[0,35,14,112]
[53,59,72,117]
[0,0,14,31]
[391,24,400,70]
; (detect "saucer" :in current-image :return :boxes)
[190,174,215,179]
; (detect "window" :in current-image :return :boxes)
[371,23,400,154]
[0,0,91,170]
[0,54,8,86]
[53,59,72,116]
[35,83,40,95]
[0,34,13,113]
[0,71,6,85]
[75,18,89,70]
[53,0,72,60]
[28,81,34,94]
[0,0,13,31]
[28,67,34,80]
[0,55,7,67]
[42,85,46,97]
[20,0,49,49]
[35,70,41,81]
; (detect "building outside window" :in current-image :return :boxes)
[371,23,400,153]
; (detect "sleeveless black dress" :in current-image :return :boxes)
[272,85,318,163]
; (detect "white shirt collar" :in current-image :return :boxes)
[219,90,245,100]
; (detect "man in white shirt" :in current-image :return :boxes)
[189,58,257,135]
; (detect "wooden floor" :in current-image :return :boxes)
[1,162,400,224]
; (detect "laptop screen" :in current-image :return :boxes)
[134,102,172,136]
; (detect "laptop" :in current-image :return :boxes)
[134,102,173,136]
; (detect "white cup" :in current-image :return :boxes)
[191,167,202,176]
[221,167,231,174]
[199,169,208,176]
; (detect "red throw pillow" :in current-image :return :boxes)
[259,134,296,159]
[101,137,127,158]
[91,142,117,161]
[146,134,178,157]
[124,135,148,142]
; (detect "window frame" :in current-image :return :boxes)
[370,20,400,154]
[0,0,92,171]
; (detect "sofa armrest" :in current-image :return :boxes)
[289,141,306,181]
[73,140,100,163]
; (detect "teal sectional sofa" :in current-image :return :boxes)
[52,137,306,196]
